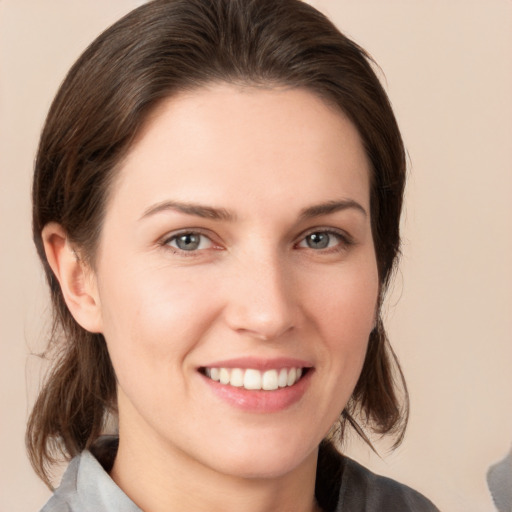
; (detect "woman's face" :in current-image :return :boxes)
[91,84,378,479]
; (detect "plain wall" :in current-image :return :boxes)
[1,1,511,511]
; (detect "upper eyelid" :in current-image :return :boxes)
[160,230,221,257]
[158,226,354,250]
[161,228,216,244]
[295,226,354,243]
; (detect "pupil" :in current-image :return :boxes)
[308,232,329,249]
[177,233,200,250]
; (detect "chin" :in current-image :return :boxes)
[201,436,319,480]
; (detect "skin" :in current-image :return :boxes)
[43,84,379,512]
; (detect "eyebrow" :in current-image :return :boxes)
[140,200,236,221]
[299,199,367,220]
[139,198,367,222]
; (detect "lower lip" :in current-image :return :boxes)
[201,370,312,413]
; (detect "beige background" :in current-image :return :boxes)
[1,1,511,511]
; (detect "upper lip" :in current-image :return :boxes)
[199,357,313,371]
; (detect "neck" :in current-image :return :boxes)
[110,428,321,512]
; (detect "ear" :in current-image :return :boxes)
[42,222,103,333]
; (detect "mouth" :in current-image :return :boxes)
[199,366,308,391]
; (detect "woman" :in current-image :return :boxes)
[27,0,439,510]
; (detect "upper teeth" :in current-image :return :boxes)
[205,367,303,391]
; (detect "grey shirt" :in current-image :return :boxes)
[40,441,439,511]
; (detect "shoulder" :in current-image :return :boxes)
[316,441,439,512]
[38,447,141,512]
[39,456,80,512]
[338,456,440,512]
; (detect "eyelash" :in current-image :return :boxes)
[296,228,354,253]
[160,228,354,256]
[161,229,219,256]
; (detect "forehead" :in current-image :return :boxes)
[109,84,370,219]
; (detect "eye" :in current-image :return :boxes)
[297,230,349,251]
[165,231,214,252]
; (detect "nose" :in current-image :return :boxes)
[223,253,298,341]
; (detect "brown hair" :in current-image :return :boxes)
[28,0,408,488]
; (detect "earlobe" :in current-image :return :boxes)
[42,223,103,333]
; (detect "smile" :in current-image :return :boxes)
[202,367,305,391]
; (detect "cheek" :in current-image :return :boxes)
[302,256,379,386]
[305,259,378,337]
[96,264,218,380]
